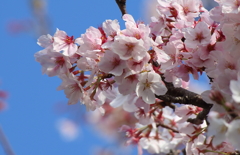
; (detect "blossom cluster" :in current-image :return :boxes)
[35,0,240,154]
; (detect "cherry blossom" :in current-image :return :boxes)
[136,72,167,104]
[34,0,240,154]
[230,73,240,103]
[183,21,211,48]
[76,26,103,59]
[37,34,53,48]
[57,118,79,141]
[111,35,148,61]
[226,119,240,150]
[98,50,126,76]
[103,87,138,112]
[207,111,228,146]
[221,0,240,13]
[118,73,139,95]
[57,74,84,105]
[53,29,78,56]
[102,19,120,40]
[34,49,72,77]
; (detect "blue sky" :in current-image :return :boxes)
[0,0,214,155]
[0,0,147,155]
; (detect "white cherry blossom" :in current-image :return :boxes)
[136,72,167,104]
[226,119,240,150]
[207,111,228,146]
[230,73,240,103]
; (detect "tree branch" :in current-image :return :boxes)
[156,81,213,125]
[115,0,127,16]
[156,85,213,125]
[148,60,213,124]
[156,122,179,133]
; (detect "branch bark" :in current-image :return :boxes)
[156,75,213,125]
[115,0,127,16]
[149,60,213,125]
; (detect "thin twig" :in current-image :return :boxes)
[156,122,179,133]
[0,126,15,155]
[115,0,127,16]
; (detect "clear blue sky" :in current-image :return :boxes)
[0,0,213,155]
[0,0,147,155]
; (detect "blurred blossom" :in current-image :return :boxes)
[30,0,50,35]
[0,90,8,99]
[31,0,47,16]
[142,0,218,22]
[86,104,137,142]
[7,0,50,36]
[0,86,8,112]
[7,20,34,35]
[56,118,79,141]
[0,101,7,112]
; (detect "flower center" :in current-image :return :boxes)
[65,36,74,44]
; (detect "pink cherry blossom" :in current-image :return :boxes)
[34,49,72,77]
[57,118,79,141]
[98,50,126,76]
[102,19,120,40]
[118,73,139,95]
[183,22,211,48]
[57,74,84,105]
[160,42,181,70]
[53,29,78,56]
[77,57,98,71]
[122,14,151,49]
[221,0,240,13]
[177,0,204,21]
[174,62,199,82]
[34,1,240,153]
[111,35,147,61]
[76,26,103,59]
[222,23,240,53]
[126,54,150,73]
[149,13,167,36]
[175,105,202,123]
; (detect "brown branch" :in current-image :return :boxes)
[150,61,213,125]
[115,0,127,16]
[187,107,212,125]
[158,87,212,109]
[156,86,213,125]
